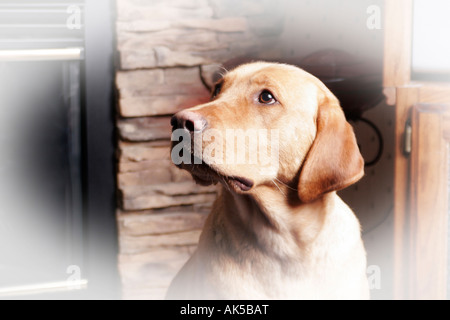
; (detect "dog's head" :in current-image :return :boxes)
[171,62,364,203]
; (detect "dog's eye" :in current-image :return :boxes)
[211,82,223,99]
[258,90,277,105]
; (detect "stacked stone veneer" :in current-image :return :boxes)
[115,0,286,299]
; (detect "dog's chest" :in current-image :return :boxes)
[207,223,367,299]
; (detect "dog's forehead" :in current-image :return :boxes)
[225,62,316,87]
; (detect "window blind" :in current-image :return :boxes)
[0,0,85,49]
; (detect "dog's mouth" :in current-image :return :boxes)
[228,176,254,192]
[176,160,254,192]
[171,136,255,192]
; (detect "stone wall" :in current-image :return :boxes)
[115,0,286,299]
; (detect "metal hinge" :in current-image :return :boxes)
[403,118,412,156]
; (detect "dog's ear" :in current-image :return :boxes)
[298,95,364,203]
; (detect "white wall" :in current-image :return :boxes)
[413,0,450,74]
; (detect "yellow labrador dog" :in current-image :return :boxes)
[167,62,369,300]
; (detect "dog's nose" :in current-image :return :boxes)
[171,111,208,133]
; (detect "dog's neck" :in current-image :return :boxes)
[209,184,333,258]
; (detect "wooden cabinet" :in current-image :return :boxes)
[410,102,449,299]
[384,0,450,300]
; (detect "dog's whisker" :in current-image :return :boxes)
[273,177,298,192]
[219,66,228,75]
[271,179,286,197]
[221,176,232,192]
